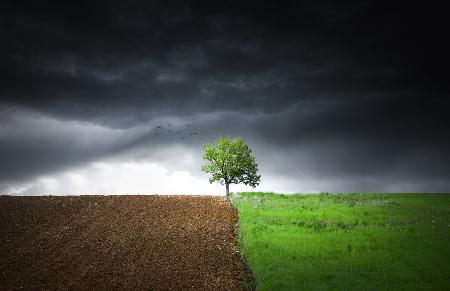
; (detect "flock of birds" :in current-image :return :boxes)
[154,121,199,140]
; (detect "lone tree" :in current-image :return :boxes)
[201,136,261,196]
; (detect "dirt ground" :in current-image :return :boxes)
[0,195,254,290]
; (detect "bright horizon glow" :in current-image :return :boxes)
[3,158,324,196]
[3,154,438,195]
[7,161,223,195]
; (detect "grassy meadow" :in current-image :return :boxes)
[232,192,450,290]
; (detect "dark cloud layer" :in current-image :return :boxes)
[1,1,449,193]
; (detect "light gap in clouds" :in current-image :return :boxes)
[6,159,276,195]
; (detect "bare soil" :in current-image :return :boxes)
[0,195,254,290]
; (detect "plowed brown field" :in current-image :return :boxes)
[0,195,254,290]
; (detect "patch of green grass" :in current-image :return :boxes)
[233,192,450,290]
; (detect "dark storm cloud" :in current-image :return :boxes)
[1,0,449,192]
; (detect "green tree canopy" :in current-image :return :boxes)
[201,136,261,196]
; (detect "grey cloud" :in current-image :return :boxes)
[0,107,151,183]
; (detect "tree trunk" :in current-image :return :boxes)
[226,183,230,196]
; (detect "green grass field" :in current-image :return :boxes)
[232,192,450,290]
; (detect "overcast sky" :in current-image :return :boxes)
[1,1,449,195]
